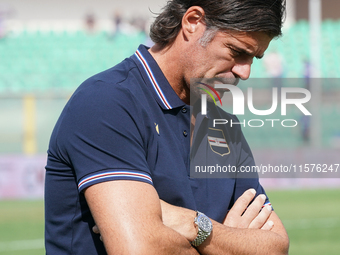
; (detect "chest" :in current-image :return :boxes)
[144,108,238,220]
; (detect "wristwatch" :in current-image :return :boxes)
[191,211,213,247]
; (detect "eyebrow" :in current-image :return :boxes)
[229,45,264,59]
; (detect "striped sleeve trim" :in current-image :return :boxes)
[262,202,272,208]
[78,171,153,191]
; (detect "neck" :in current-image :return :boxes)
[148,43,190,104]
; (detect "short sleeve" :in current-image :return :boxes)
[52,80,153,192]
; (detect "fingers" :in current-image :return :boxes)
[224,188,273,230]
[223,188,256,227]
[248,204,272,229]
[261,220,274,231]
[241,194,267,228]
[228,188,256,218]
[92,225,100,234]
[92,225,103,241]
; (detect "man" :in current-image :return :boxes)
[45,0,289,254]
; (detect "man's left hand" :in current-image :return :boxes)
[223,188,274,230]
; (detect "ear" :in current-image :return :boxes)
[181,6,206,41]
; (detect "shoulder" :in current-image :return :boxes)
[51,57,151,150]
[66,58,147,115]
[75,58,142,99]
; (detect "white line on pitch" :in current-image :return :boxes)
[0,239,44,252]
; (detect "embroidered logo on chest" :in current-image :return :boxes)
[207,128,230,156]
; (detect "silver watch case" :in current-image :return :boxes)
[191,211,213,247]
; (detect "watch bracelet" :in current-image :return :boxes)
[191,211,212,247]
[191,228,211,246]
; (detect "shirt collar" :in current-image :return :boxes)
[132,44,186,110]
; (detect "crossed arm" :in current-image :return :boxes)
[85,180,289,255]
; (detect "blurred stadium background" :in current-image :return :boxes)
[0,0,339,254]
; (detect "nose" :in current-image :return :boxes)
[231,62,252,80]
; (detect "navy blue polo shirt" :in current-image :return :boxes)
[45,44,270,254]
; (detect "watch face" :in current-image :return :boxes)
[198,214,212,232]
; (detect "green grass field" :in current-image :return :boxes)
[0,189,340,255]
[267,189,340,255]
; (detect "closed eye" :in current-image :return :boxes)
[230,48,242,57]
[226,44,264,60]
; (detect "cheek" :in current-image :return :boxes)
[213,58,236,76]
[194,58,220,77]
[201,61,233,78]
[187,51,234,78]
